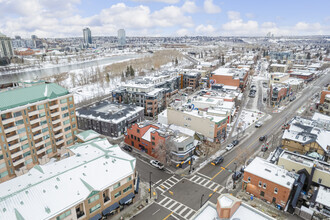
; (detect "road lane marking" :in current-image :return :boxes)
[163,211,173,220]
[152,209,160,215]
[154,179,162,186]
[197,172,211,180]
[210,116,283,181]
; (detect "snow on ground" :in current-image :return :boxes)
[232,110,265,137]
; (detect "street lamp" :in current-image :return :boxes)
[149,172,152,199]
[200,194,205,208]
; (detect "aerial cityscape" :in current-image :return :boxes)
[0,0,329,220]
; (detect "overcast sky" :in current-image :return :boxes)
[1,0,329,38]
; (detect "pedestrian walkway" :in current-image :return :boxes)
[187,174,225,194]
[156,176,180,193]
[157,195,196,220]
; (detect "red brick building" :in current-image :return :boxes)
[210,68,248,91]
[270,83,291,107]
[242,157,295,208]
[320,89,330,104]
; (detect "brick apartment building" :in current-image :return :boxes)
[180,71,201,90]
[0,82,78,182]
[209,68,248,91]
[124,122,196,166]
[289,70,314,82]
[242,157,295,209]
[270,83,291,106]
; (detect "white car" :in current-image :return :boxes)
[150,160,164,170]
[255,121,263,128]
[226,143,234,151]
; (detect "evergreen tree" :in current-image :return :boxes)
[307,52,311,60]
[129,65,135,77]
[175,57,178,66]
[319,55,323,61]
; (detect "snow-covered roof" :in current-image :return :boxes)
[141,127,157,142]
[316,186,330,206]
[312,112,330,123]
[76,130,101,142]
[0,138,136,220]
[168,124,195,137]
[244,157,295,189]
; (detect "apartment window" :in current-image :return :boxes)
[178,147,184,151]
[131,134,133,139]
[46,149,53,154]
[151,136,155,140]
[70,111,74,115]
[263,183,267,189]
[24,159,33,165]
[152,142,155,146]
[39,112,46,118]
[88,194,100,204]
[123,185,132,193]
[63,119,70,125]
[23,151,31,158]
[68,97,73,101]
[62,112,69,118]
[71,117,75,122]
[137,129,140,133]
[42,127,49,133]
[37,104,44,110]
[137,137,140,142]
[72,124,76,128]
[21,143,29,150]
[60,98,67,104]
[127,176,132,182]
[20,136,27,142]
[43,135,50,140]
[260,191,265,197]
[0,163,6,169]
[15,120,24,126]
[40,120,47,125]
[64,126,71,132]
[114,191,121,198]
[65,133,72,138]
[258,181,262,187]
[17,127,26,134]
[274,187,278,194]
[89,203,100,214]
[0,171,8,178]
[13,111,22,117]
[56,210,71,220]
[0,155,3,160]
[45,142,51,147]
[66,140,73,145]
[248,177,251,182]
[69,104,73,109]
[114,182,121,190]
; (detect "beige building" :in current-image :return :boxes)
[269,72,290,84]
[269,64,288,73]
[278,150,330,188]
[0,82,78,182]
[167,108,227,142]
[0,137,137,220]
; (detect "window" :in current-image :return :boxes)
[72,124,76,128]
[263,183,267,189]
[258,181,262,187]
[123,185,132,193]
[60,98,67,104]
[69,104,73,109]
[71,117,75,122]
[151,136,155,140]
[127,176,132,182]
[61,107,68,112]
[62,112,69,118]
[21,144,29,150]
[68,97,73,101]
[23,151,31,158]
[42,127,49,133]
[260,191,265,197]
[152,142,155,146]
[63,119,70,125]
[24,158,33,165]
[274,187,278,194]
[65,133,72,138]
[137,129,140,133]
[178,147,184,151]
[39,112,46,118]
[70,111,74,115]
[89,204,100,214]
[20,136,27,142]
[64,126,71,132]
[13,111,22,117]
[131,134,133,139]
[37,104,44,110]
[40,120,47,125]
[137,137,140,142]
[46,149,53,154]
[114,191,121,198]
[56,210,71,220]
[0,163,6,169]
[66,139,73,145]
[0,171,8,178]
[43,134,50,140]
[88,194,100,204]
[45,142,51,147]
[15,119,24,126]
[17,127,26,134]
[248,177,251,182]
[114,182,120,189]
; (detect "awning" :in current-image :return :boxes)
[135,176,140,194]
[89,213,101,220]
[119,192,135,205]
[102,203,119,215]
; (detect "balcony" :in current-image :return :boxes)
[53,126,62,132]
[55,133,63,139]
[51,111,60,117]
[49,104,59,110]
[52,119,61,125]
[2,117,14,124]
[28,110,39,116]
[7,134,19,142]
[11,151,23,159]
[30,118,41,124]
[35,140,45,148]
[37,147,46,154]
[13,158,25,167]
[5,126,16,133]
[9,142,20,151]
[34,133,43,140]
[56,139,64,145]
[32,126,41,133]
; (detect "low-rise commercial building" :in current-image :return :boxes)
[270,72,290,84]
[289,70,314,82]
[0,137,137,220]
[242,157,295,209]
[270,83,291,106]
[0,82,78,182]
[76,101,144,138]
[269,64,288,73]
[210,68,248,91]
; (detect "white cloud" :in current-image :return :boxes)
[195,24,216,35]
[151,5,194,27]
[131,0,180,3]
[245,13,255,19]
[227,11,240,20]
[294,22,322,32]
[261,22,277,28]
[176,28,190,36]
[204,0,221,14]
[182,1,198,13]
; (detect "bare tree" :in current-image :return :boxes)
[153,138,176,165]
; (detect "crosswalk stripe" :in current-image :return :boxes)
[163,199,173,207]
[190,175,198,181]
[173,204,183,212]
[183,209,194,219]
[194,176,202,183]
[200,179,208,186]
[166,179,176,185]
[171,176,179,182]
[156,186,165,193]
[162,182,171,188]
[178,206,188,215]
[208,182,216,189]
[168,201,178,210]
[159,197,169,205]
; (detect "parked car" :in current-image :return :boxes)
[212,156,224,165]
[122,145,132,152]
[150,160,164,170]
[232,140,239,146]
[232,171,242,181]
[255,121,263,128]
[226,143,234,151]
[289,96,296,102]
[259,135,267,141]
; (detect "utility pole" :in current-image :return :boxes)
[149,172,152,199]
[189,151,193,173]
[200,194,205,208]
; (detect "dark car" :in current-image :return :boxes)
[232,140,239,146]
[289,96,296,102]
[232,171,242,181]
[212,156,224,165]
[259,135,267,141]
[261,145,268,152]
[122,145,132,152]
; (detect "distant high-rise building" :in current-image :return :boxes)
[118,29,126,46]
[0,32,14,58]
[31,35,37,40]
[15,36,21,40]
[83,27,92,46]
